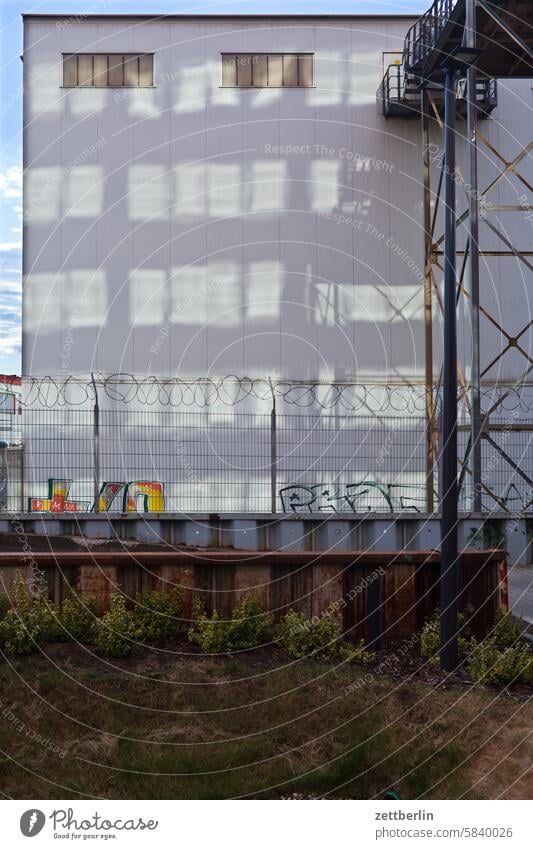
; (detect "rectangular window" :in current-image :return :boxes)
[221,53,314,87]
[62,53,154,87]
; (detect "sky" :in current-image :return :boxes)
[0,0,429,376]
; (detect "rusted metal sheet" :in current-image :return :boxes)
[0,549,506,644]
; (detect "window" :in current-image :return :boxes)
[62,54,154,87]
[221,54,314,88]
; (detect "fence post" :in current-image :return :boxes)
[91,373,100,513]
[20,444,24,514]
[269,377,277,514]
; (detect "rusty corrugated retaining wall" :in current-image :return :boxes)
[0,548,506,646]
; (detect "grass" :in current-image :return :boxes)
[0,641,532,799]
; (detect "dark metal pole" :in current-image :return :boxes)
[422,90,435,513]
[366,571,381,650]
[91,373,100,514]
[268,377,277,514]
[466,0,482,512]
[440,65,459,671]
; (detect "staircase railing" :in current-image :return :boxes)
[404,0,460,71]
[377,63,405,109]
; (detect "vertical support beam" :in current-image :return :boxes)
[422,90,435,513]
[466,0,482,511]
[91,373,100,514]
[440,66,459,671]
[366,571,381,650]
[269,377,277,514]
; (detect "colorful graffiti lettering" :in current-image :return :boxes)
[122,481,165,513]
[28,479,165,514]
[28,479,90,513]
[98,481,124,512]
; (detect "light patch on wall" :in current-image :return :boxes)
[170,265,207,325]
[347,52,380,106]
[23,272,64,331]
[207,261,240,327]
[246,261,282,320]
[174,61,218,113]
[352,284,389,323]
[129,269,166,326]
[250,88,282,108]
[67,269,107,327]
[175,163,205,218]
[387,285,424,323]
[25,167,61,223]
[345,284,424,324]
[29,62,61,114]
[308,52,342,106]
[314,282,355,326]
[128,165,169,221]
[249,161,287,212]
[69,88,106,116]
[129,89,159,118]
[207,164,241,217]
[310,160,340,211]
[66,166,103,217]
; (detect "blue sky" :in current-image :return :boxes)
[0,0,429,376]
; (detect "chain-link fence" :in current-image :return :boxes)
[1,404,531,514]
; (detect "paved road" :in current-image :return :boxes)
[508,564,533,624]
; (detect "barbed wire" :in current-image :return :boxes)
[3,374,533,415]
[15,374,427,412]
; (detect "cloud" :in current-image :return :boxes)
[0,165,22,200]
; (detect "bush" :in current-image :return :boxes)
[491,610,525,648]
[0,606,41,655]
[132,588,184,641]
[0,572,61,655]
[60,594,98,643]
[467,611,533,686]
[189,595,272,653]
[273,609,340,660]
[339,640,376,665]
[420,608,470,666]
[468,637,533,686]
[32,591,63,643]
[95,594,136,657]
[0,594,10,620]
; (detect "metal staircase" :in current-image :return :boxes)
[377,0,498,119]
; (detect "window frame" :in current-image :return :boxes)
[61,53,156,88]
[220,53,315,88]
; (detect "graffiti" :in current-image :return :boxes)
[122,480,165,513]
[279,481,433,513]
[28,479,90,513]
[98,481,124,512]
[28,479,165,513]
[498,482,533,512]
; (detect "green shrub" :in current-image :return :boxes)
[60,594,98,643]
[0,607,41,655]
[132,588,184,641]
[0,594,10,620]
[491,610,525,648]
[420,608,469,666]
[32,591,63,643]
[189,595,272,653]
[467,611,533,686]
[95,594,136,657]
[273,609,341,660]
[339,639,376,665]
[468,637,533,686]
[0,572,61,655]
